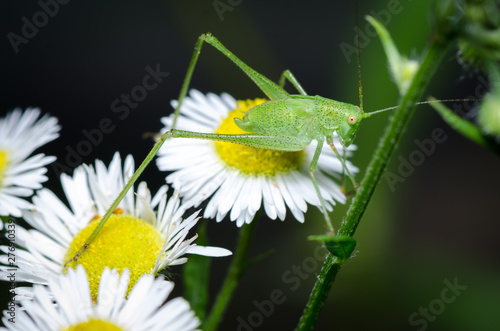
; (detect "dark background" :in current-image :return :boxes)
[1,0,500,330]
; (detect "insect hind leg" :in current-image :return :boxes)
[172,33,289,130]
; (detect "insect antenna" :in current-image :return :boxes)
[355,1,363,113]
[362,98,480,118]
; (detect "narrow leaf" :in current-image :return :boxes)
[308,235,357,263]
[429,97,500,155]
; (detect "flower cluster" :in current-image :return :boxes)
[457,0,500,71]
[0,108,59,218]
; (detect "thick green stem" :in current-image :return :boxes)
[296,37,452,330]
[339,41,452,237]
[203,219,257,331]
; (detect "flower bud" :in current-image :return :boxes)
[478,87,500,138]
[458,0,500,70]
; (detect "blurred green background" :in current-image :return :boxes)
[1,0,499,330]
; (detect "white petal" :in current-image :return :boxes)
[187,245,232,257]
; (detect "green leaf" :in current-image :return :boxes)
[366,15,419,95]
[183,221,210,321]
[308,235,357,262]
[429,97,500,155]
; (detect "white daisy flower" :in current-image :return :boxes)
[0,152,231,301]
[0,265,200,331]
[156,89,358,227]
[0,108,60,217]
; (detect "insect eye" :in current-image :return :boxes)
[347,114,357,125]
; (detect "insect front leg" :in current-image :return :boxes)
[278,70,308,95]
[309,139,335,232]
[327,136,359,191]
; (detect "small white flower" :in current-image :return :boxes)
[0,152,230,301]
[0,265,200,331]
[156,90,358,227]
[0,108,60,217]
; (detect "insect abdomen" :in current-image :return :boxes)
[239,99,301,136]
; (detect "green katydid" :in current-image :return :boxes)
[64,32,372,266]
[165,33,365,232]
[65,30,472,266]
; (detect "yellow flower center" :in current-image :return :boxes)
[215,99,304,176]
[0,150,9,186]
[62,318,123,331]
[64,212,164,300]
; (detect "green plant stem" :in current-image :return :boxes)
[203,219,257,331]
[296,37,452,330]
